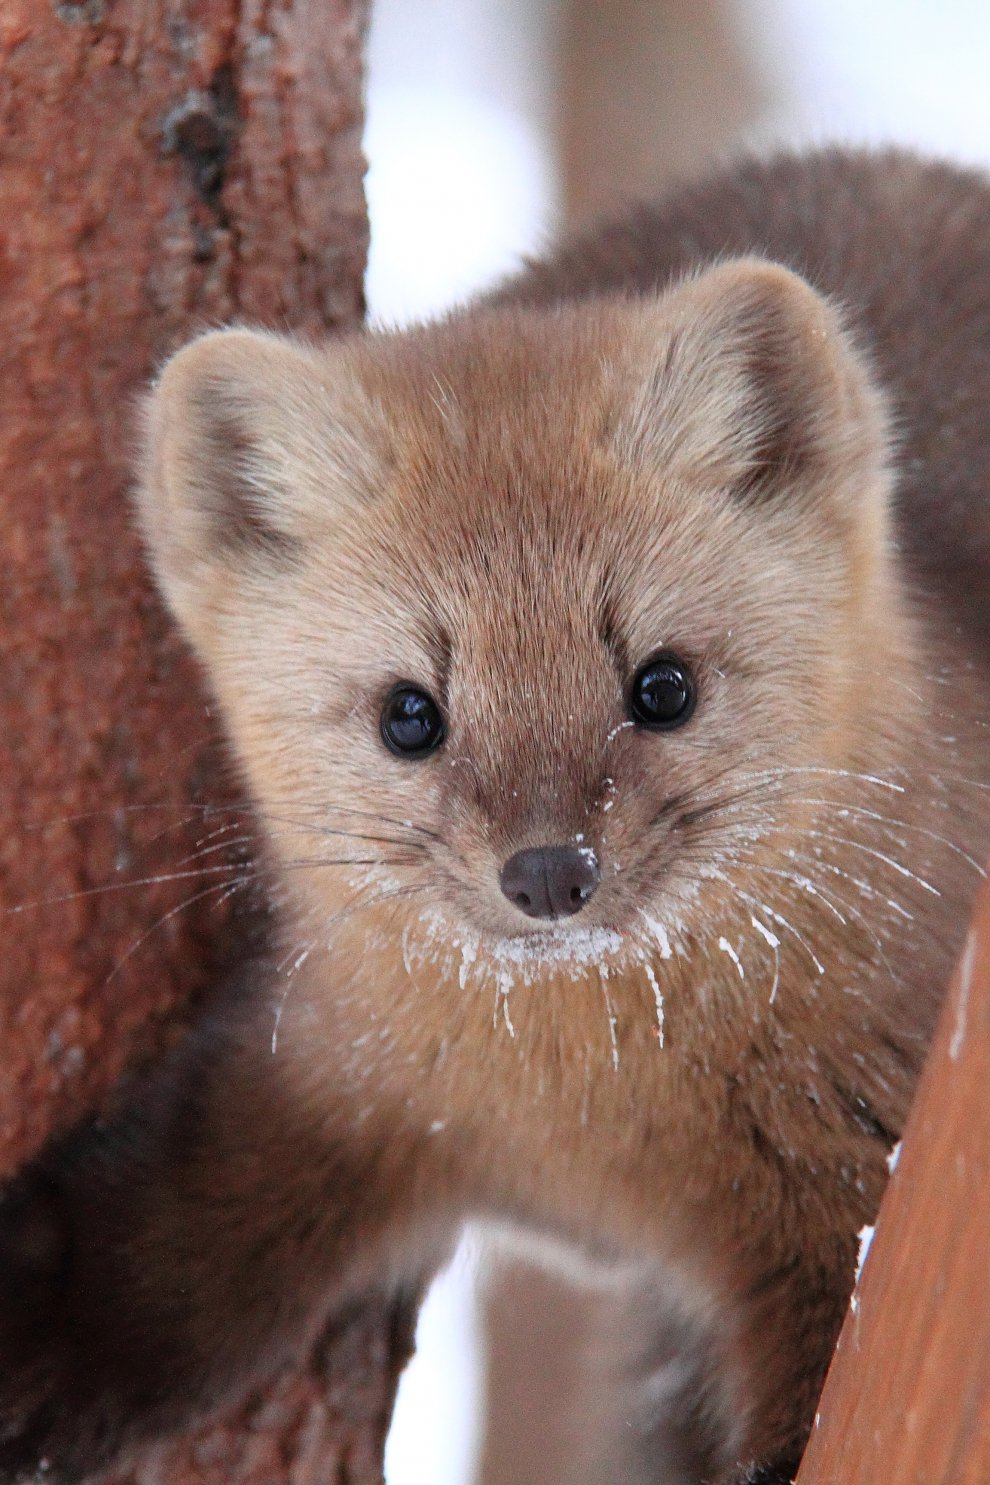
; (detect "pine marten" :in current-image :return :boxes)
[0,148,988,1485]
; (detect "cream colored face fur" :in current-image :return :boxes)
[140,260,894,969]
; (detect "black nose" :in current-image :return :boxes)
[499,845,601,920]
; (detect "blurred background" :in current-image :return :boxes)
[366,0,990,327]
[368,1,990,1479]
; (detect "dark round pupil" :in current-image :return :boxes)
[381,687,443,756]
[631,655,694,727]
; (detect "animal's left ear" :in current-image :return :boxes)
[621,257,889,512]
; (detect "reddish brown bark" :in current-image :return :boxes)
[797,872,990,1485]
[0,3,413,1480]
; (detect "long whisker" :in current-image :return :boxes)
[269,881,431,1053]
[18,799,443,845]
[5,856,423,915]
[732,860,903,986]
[708,867,826,976]
[801,829,942,896]
[103,876,259,986]
[720,764,908,795]
[786,853,914,922]
[774,797,985,879]
[177,826,425,867]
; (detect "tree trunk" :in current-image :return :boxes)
[0,3,413,1479]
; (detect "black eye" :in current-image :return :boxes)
[380,684,445,757]
[630,652,696,730]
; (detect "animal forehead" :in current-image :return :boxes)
[358,308,643,495]
[365,470,737,706]
[399,504,618,653]
[366,301,627,419]
[381,470,723,650]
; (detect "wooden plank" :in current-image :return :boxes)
[797,873,990,1484]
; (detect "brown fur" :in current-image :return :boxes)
[0,148,988,1484]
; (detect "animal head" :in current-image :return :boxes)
[139,259,894,970]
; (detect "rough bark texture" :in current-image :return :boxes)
[0,3,414,1480]
[796,871,990,1485]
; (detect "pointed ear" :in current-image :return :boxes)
[137,328,379,636]
[621,258,889,511]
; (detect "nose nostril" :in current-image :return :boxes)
[500,845,602,920]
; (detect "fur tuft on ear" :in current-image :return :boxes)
[621,258,890,513]
[137,327,378,638]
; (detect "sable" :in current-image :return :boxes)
[1,147,988,1484]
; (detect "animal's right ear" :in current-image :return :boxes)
[138,328,378,638]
